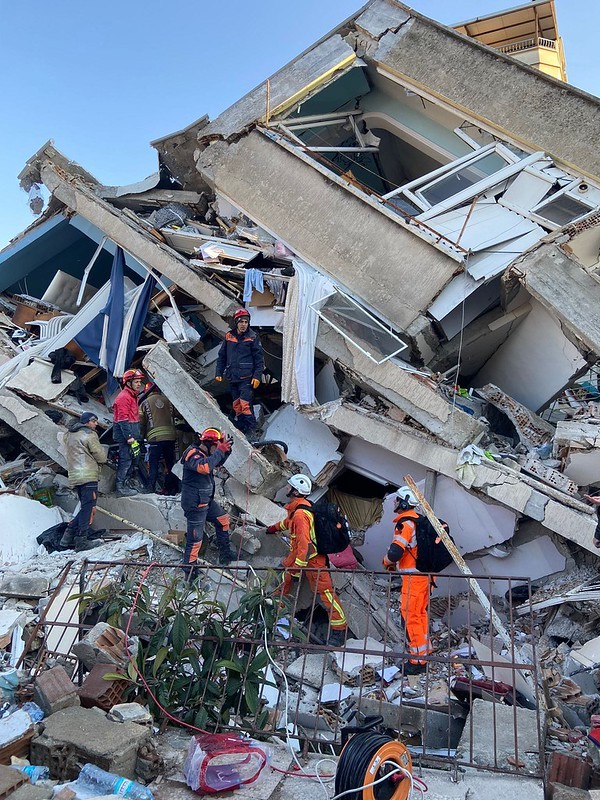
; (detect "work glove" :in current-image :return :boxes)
[129,440,141,458]
[217,435,233,453]
[251,378,260,390]
[215,376,223,382]
[266,524,279,535]
[382,556,396,573]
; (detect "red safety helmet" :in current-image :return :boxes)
[199,428,223,442]
[233,309,250,322]
[122,369,144,384]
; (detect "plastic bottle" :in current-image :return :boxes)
[19,766,50,784]
[76,764,154,800]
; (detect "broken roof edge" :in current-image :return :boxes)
[18,141,100,192]
[150,114,210,148]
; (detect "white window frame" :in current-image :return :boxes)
[529,178,597,229]
[277,111,379,154]
[311,288,407,365]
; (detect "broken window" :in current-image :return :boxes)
[311,289,407,364]
[533,190,596,227]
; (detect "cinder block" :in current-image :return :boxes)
[30,706,149,781]
[71,623,129,670]
[33,667,79,716]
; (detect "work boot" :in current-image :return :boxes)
[218,548,237,566]
[328,629,347,648]
[402,662,427,676]
[74,537,103,552]
[59,528,76,549]
[115,483,137,497]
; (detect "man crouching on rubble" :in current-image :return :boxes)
[266,474,348,647]
[180,428,237,574]
[60,412,106,551]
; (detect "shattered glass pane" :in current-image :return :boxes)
[313,290,407,364]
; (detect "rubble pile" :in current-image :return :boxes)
[1,0,600,796]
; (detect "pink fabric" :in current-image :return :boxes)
[328,545,358,570]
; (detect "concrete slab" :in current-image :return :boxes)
[457,699,542,774]
[6,358,76,401]
[31,706,150,780]
[143,343,282,497]
[0,390,67,467]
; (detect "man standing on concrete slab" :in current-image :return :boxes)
[266,474,348,647]
[215,309,264,437]
[139,383,180,494]
[60,412,106,551]
[382,486,433,675]
[112,368,144,497]
[180,428,236,572]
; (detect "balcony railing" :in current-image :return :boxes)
[498,37,557,54]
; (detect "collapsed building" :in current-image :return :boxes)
[0,1,599,798]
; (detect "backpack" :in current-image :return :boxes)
[295,500,350,555]
[399,512,454,573]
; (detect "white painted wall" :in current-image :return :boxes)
[473,299,586,410]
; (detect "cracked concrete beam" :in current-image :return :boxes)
[0,390,66,468]
[317,328,484,449]
[37,160,237,318]
[318,401,598,553]
[355,0,410,39]
[511,242,600,357]
[143,343,282,497]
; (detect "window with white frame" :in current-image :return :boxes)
[311,289,407,364]
[531,181,597,227]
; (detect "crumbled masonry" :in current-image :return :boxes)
[0,0,599,797]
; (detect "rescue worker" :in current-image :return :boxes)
[382,486,432,675]
[266,473,348,647]
[180,428,237,572]
[60,412,106,551]
[112,368,144,497]
[139,384,179,494]
[215,309,264,436]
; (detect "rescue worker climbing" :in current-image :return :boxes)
[60,412,106,551]
[266,474,348,647]
[112,369,144,497]
[215,309,264,436]
[180,428,237,573]
[382,486,432,675]
[139,383,180,494]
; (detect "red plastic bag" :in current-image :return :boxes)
[183,733,269,794]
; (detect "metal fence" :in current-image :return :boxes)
[19,560,544,778]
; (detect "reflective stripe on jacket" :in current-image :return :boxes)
[180,444,230,509]
[215,327,264,383]
[384,510,419,573]
[273,496,319,575]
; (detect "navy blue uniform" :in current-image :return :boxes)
[216,327,264,433]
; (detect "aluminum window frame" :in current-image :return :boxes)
[311,288,408,365]
[278,111,379,154]
[529,179,597,229]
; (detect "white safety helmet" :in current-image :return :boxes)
[288,473,312,496]
[395,486,418,507]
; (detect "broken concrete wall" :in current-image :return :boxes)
[474,300,587,412]
[318,326,484,449]
[0,389,66,468]
[143,342,282,497]
[196,130,461,333]
[319,401,598,553]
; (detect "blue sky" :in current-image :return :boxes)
[0,0,597,249]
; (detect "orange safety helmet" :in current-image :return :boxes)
[233,309,250,322]
[199,428,223,443]
[122,369,145,384]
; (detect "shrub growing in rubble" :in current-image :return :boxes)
[76,572,285,732]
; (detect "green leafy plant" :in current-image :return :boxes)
[76,571,287,733]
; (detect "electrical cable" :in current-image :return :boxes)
[333,729,415,800]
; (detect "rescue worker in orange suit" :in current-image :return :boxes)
[180,428,237,572]
[215,309,264,436]
[266,473,348,647]
[382,486,432,675]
